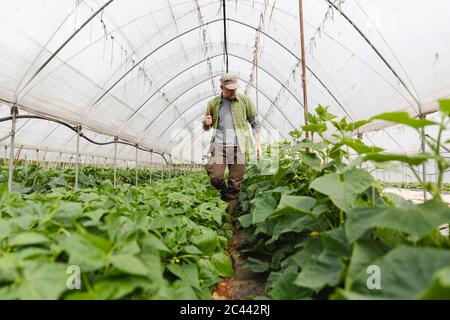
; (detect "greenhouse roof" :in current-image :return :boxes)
[0,0,449,163]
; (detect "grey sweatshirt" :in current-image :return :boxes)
[214,97,261,146]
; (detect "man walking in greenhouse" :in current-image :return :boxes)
[202,73,262,216]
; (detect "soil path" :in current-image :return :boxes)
[212,226,267,300]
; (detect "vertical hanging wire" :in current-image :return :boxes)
[101,10,107,61]
[120,45,124,71]
[74,0,81,33]
[89,7,93,43]
[123,50,128,94]
[110,35,114,66]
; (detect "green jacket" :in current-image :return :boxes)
[203,94,258,154]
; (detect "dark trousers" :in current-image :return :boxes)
[206,144,245,202]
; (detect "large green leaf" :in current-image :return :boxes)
[295,227,351,292]
[8,232,49,247]
[58,233,107,272]
[298,153,322,169]
[15,262,67,300]
[110,254,149,277]
[210,252,234,277]
[363,153,430,166]
[53,202,83,221]
[244,257,269,273]
[346,246,450,299]
[276,195,317,213]
[237,213,252,228]
[438,99,450,116]
[269,215,315,243]
[310,169,374,211]
[251,196,277,224]
[191,227,219,255]
[419,266,450,299]
[346,198,450,243]
[167,263,200,290]
[371,112,438,128]
[143,233,171,253]
[345,240,389,290]
[65,278,144,300]
[268,267,313,300]
[340,138,384,155]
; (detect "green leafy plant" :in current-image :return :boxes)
[0,173,233,300]
[0,164,190,194]
[237,100,450,300]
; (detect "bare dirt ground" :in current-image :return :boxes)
[212,226,267,300]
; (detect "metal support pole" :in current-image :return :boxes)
[7,106,18,192]
[222,0,229,72]
[113,137,118,187]
[357,132,363,169]
[255,34,260,113]
[299,0,309,139]
[135,144,138,186]
[419,116,427,201]
[149,151,153,183]
[75,126,81,188]
[36,149,39,164]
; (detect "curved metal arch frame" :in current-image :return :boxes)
[136,73,297,143]
[168,110,288,148]
[0,114,170,164]
[15,1,418,139]
[324,0,421,113]
[19,0,224,109]
[169,111,287,153]
[160,93,290,145]
[158,77,297,139]
[17,0,115,99]
[7,0,416,164]
[168,113,286,153]
[116,51,305,135]
[90,17,348,119]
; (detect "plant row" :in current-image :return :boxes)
[237,100,450,299]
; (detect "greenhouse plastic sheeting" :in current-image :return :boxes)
[0,105,168,164]
[1,0,450,163]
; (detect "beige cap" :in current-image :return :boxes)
[220,73,239,90]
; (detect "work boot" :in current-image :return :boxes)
[226,199,239,216]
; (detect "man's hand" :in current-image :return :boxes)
[203,114,212,128]
[255,143,262,160]
[254,132,262,160]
